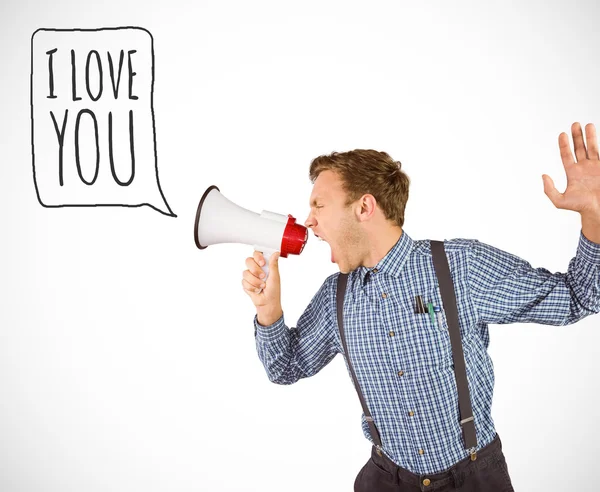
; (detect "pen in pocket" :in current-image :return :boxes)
[433,306,445,330]
[426,302,435,325]
[427,303,445,330]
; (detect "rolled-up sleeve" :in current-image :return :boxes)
[467,229,600,326]
[254,276,339,385]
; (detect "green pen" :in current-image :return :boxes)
[427,302,436,325]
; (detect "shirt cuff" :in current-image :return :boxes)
[578,228,600,264]
[254,312,286,341]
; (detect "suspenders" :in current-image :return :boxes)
[335,240,478,461]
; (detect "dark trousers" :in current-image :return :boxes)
[354,433,515,492]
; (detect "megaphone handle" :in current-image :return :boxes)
[260,251,271,281]
[255,249,276,295]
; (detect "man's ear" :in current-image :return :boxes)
[358,194,376,219]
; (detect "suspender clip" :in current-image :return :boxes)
[467,447,477,461]
[462,418,477,460]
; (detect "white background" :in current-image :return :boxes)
[1,1,599,491]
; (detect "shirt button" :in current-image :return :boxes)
[423,478,431,486]
[382,292,387,298]
[389,330,395,337]
[418,449,424,455]
[397,370,404,377]
[372,268,378,273]
[408,411,414,416]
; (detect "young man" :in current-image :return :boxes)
[243,122,600,491]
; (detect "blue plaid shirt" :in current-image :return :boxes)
[253,229,600,474]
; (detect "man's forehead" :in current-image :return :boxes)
[309,171,339,205]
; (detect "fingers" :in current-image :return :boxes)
[246,254,267,279]
[253,251,266,268]
[558,132,575,167]
[571,122,588,162]
[242,254,267,296]
[585,123,599,160]
[242,276,266,295]
[560,122,598,164]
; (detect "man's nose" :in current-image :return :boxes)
[304,213,315,229]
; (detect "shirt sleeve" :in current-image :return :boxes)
[253,276,339,385]
[467,229,600,326]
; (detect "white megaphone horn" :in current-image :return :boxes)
[194,185,309,293]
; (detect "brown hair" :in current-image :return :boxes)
[308,149,410,228]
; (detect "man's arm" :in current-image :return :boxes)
[254,276,339,384]
[467,230,600,326]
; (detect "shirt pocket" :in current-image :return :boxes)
[402,286,454,370]
[406,311,452,370]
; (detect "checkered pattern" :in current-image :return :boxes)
[254,229,600,474]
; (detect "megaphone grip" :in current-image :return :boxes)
[255,248,277,295]
[259,252,271,290]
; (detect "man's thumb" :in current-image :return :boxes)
[542,174,564,208]
[270,251,280,270]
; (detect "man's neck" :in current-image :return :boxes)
[362,227,403,268]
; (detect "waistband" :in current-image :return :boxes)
[370,433,504,490]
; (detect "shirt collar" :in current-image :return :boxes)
[350,229,414,286]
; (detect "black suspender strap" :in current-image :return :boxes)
[430,240,478,459]
[335,240,479,461]
[335,272,383,451]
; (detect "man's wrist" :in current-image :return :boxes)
[581,212,600,245]
[257,307,283,327]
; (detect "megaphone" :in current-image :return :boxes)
[194,185,309,293]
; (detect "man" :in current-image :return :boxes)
[242,122,600,491]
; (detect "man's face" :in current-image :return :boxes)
[304,170,363,273]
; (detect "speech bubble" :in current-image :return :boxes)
[30,27,176,217]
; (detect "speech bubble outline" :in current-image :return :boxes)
[30,26,176,217]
